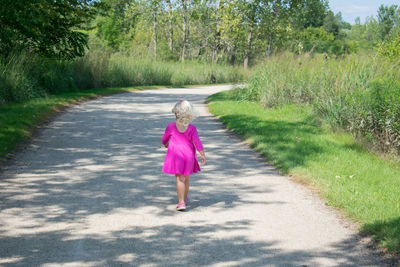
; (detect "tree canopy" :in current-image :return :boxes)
[0,0,96,59]
[1,0,399,63]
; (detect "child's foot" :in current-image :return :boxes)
[184,197,189,204]
[176,203,186,211]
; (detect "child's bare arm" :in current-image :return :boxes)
[199,150,206,165]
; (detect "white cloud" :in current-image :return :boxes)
[338,5,373,14]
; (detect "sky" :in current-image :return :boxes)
[328,0,399,24]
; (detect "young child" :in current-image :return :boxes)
[162,100,206,211]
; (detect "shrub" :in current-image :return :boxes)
[0,50,246,104]
[242,52,400,153]
[378,30,400,59]
[0,53,43,103]
[351,78,400,151]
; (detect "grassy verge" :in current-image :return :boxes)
[241,53,400,153]
[208,89,400,255]
[1,51,246,104]
[0,84,190,159]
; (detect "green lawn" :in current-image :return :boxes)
[208,89,400,255]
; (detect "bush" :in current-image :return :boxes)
[0,50,246,104]
[241,52,400,153]
[378,30,400,59]
[0,53,43,103]
[349,78,400,151]
[292,27,359,55]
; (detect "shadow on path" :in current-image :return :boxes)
[0,87,395,266]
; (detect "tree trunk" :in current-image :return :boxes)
[167,0,173,53]
[153,8,157,59]
[266,36,272,58]
[309,43,317,55]
[243,23,253,69]
[181,0,188,62]
[265,2,281,59]
[213,1,221,63]
[212,32,220,63]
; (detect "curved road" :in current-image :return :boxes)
[0,85,394,266]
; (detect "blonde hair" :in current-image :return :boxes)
[172,100,197,131]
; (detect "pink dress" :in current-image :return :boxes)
[162,122,204,175]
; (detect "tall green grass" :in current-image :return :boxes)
[208,91,400,255]
[0,51,246,104]
[0,53,44,103]
[236,52,400,153]
[0,50,246,158]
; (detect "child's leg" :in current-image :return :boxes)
[176,174,186,204]
[184,175,190,201]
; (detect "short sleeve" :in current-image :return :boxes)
[191,126,204,151]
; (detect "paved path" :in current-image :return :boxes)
[0,85,394,266]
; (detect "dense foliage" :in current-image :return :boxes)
[90,0,356,66]
[0,0,97,59]
[0,51,245,104]
[236,53,400,153]
[87,1,399,64]
[1,1,399,64]
[208,89,400,255]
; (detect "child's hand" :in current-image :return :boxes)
[164,141,169,148]
[201,155,206,165]
[199,150,206,165]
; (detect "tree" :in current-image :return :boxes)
[377,4,399,40]
[151,0,162,58]
[218,0,246,64]
[290,0,329,29]
[240,0,258,69]
[86,0,366,64]
[323,11,340,38]
[347,17,366,43]
[166,0,174,54]
[216,0,294,66]
[95,0,140,50]
[211,0,222,63]
[364,16,381,43]
[379,28,400,59]
[181,0,189,62]
[261,0,294,58]
[0,0,96,59]
[220,0,293,68]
